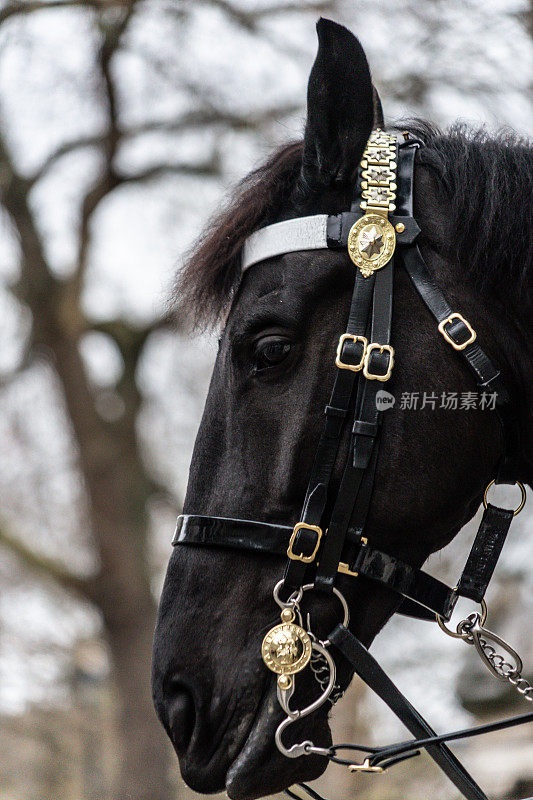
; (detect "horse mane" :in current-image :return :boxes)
[172,123,532,328]
[401,121,533,308]
[172,141,303,329]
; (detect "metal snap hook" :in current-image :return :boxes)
[437,597,488,639]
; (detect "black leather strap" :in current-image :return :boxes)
[313,261,394,593]
[282,270,374,594]
[318,142,422,605]
[174,515,457,619]
[341,538,457,619]
[173,514,291,555]
[329,624,488,800]
[400,244,509,399]
[326,211,420,247]
[396,142,505,394]
[456,503,514,602]
[363,709,533,771]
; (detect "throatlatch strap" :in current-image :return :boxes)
[401,245,507,395]
[329,625,488,800]
[399,241,520,485]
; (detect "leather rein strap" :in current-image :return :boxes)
[173,132,527,800]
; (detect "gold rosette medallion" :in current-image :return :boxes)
[261,608,312,689]
[347,214,396,278]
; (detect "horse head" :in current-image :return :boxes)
[152,18,532,800]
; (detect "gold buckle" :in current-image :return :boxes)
[338,562,359,578]
[287,523,322,563]
[348,758,384,773]
[363,343,394,381]
[337,539,367,578]
[438,313,476,351]
[335,334,367,372]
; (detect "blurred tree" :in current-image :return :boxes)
[0,1,530,799]
[0,1,331,798]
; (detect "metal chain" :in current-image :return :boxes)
[457,613,533,704]
[478,640,533,702]
[309,647,344,705]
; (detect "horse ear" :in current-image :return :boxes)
[300,18,375,189]
[373,85,384,129]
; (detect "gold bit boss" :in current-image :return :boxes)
[261,607,312,688]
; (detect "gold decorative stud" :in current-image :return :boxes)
[395,222,405,233]
[277,674,293,690]
[281,607,295,623]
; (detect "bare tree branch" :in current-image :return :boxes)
[30,100,301,185]
[524,0,533,37]
[28,134,103,186]
[0,128,59,320]
[0,522,95,599]
[90,315,171,367]
[179,0,335,32]
[71,0,138,300]
[118,155,222,184]
[0,0,98,25]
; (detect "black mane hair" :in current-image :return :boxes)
[403,121,533,308]
[172,124,532,328]
[173,141,303,328]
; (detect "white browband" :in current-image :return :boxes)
[241,214,329,272]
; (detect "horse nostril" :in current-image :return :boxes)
[166,683,196,753]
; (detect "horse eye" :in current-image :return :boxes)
[253,336,293,371]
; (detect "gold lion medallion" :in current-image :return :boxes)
[347,214,396,277]
[261,622,312,678]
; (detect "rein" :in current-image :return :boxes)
[173,130,531,800]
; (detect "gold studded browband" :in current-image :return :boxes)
[347,129,398,277]
[241,129,400,280]
[360,129,397,213]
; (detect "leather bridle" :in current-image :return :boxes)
[173,130,532,800]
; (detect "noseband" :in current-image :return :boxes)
[174,131,531,800]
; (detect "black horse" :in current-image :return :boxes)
[152,18,532,800]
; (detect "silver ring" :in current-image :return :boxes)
[301,583,350,630]
[273,579,303,610]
